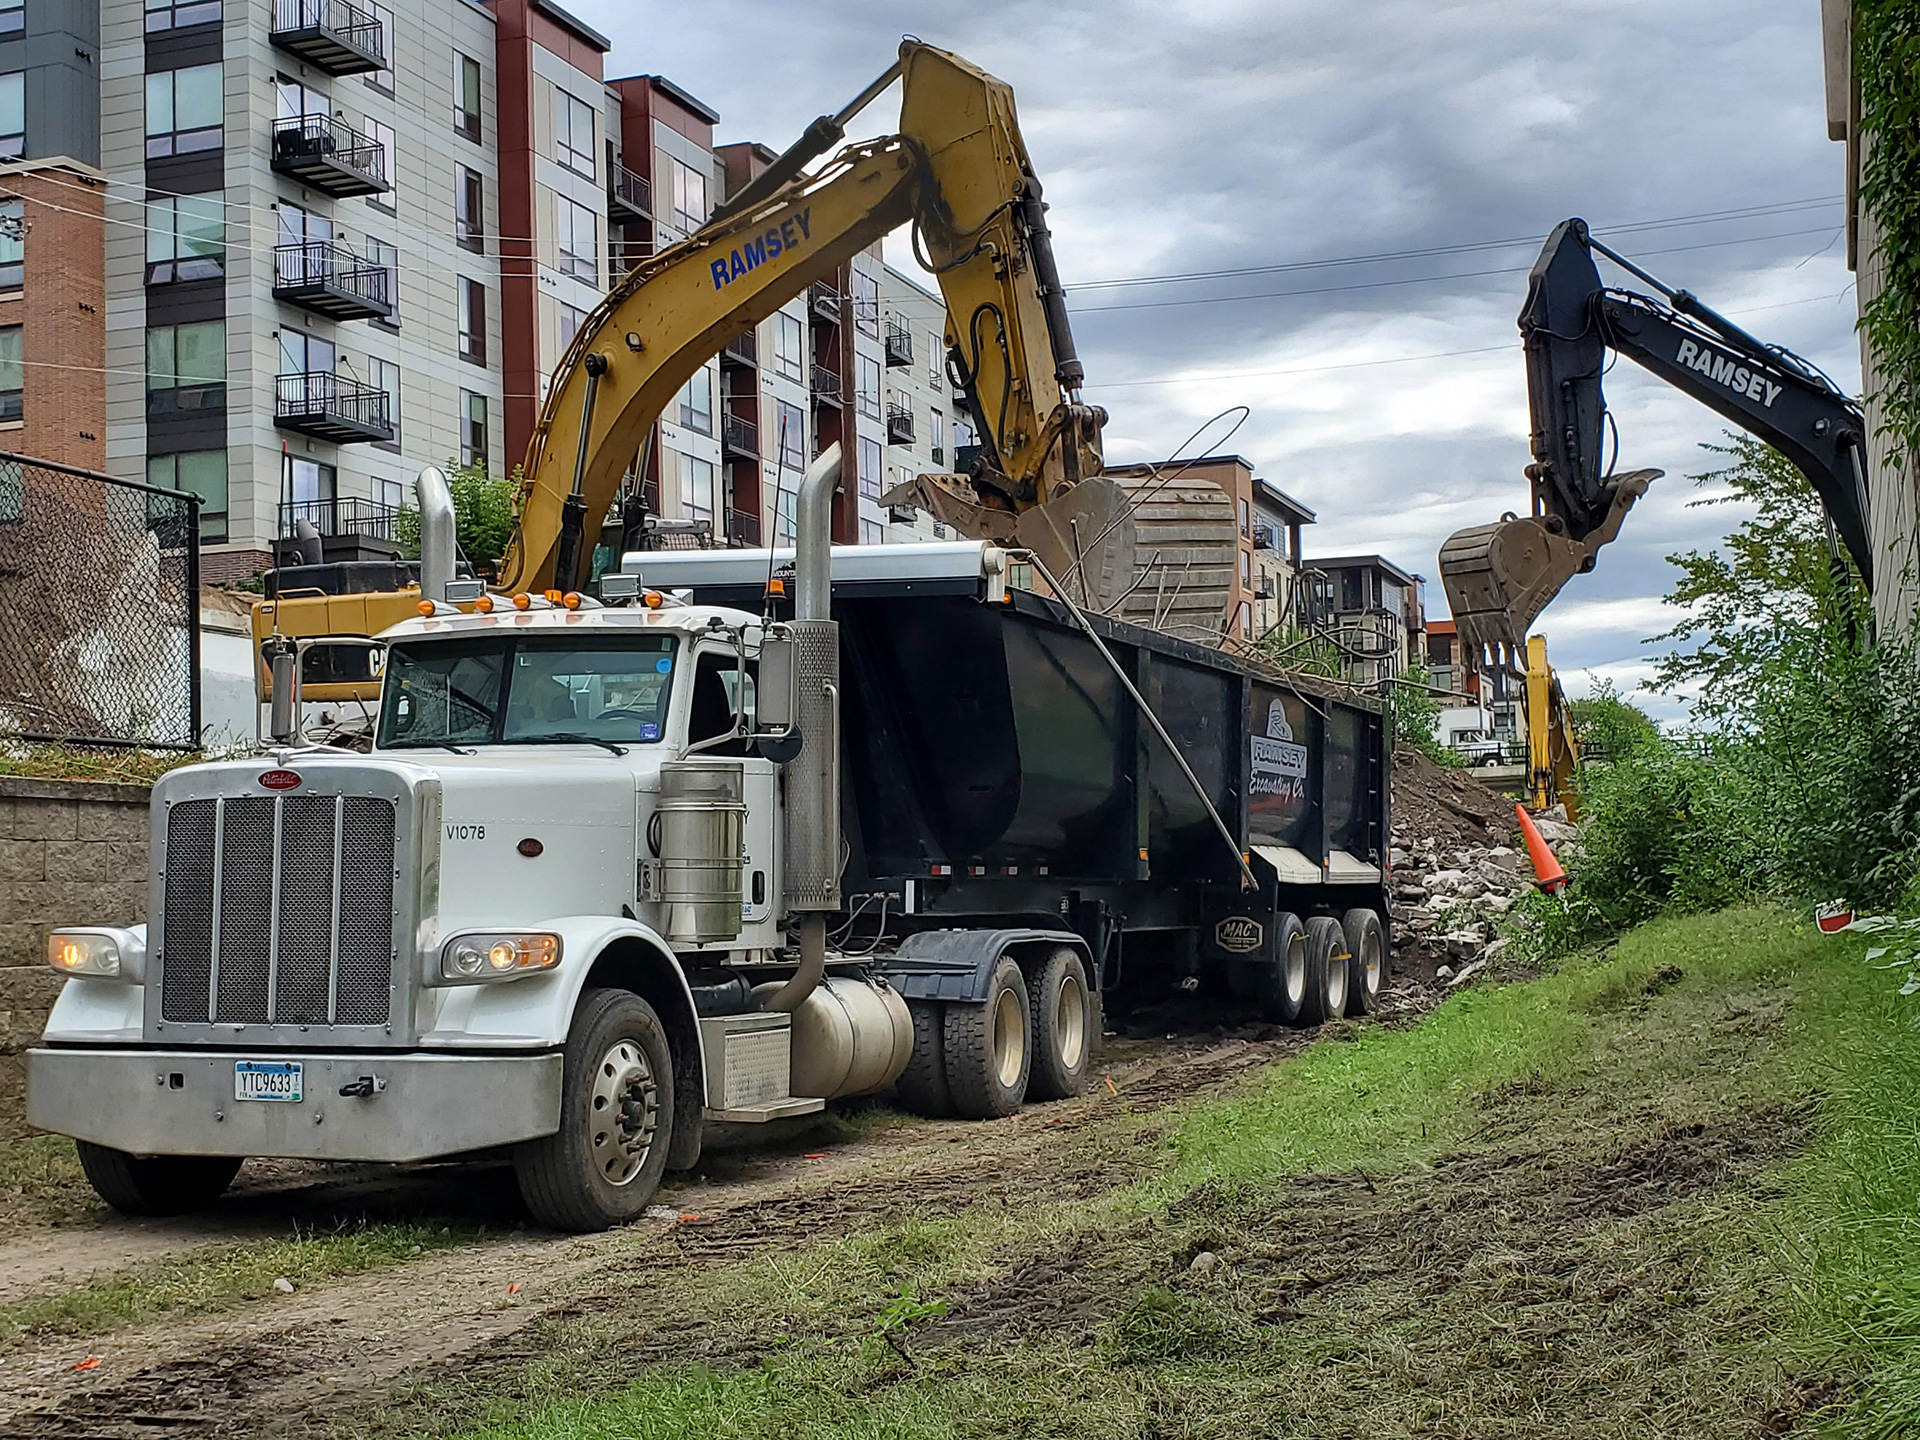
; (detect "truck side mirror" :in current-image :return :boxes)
[754,627,803,764]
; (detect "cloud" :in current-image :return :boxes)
[576,0,1853,723]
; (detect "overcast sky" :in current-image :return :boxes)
[573,0,1852,721]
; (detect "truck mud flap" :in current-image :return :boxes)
[871,927,1093,1003]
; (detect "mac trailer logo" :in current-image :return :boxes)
[1673,338,1784,409]
[1215,916,1264,954]
[709,208,812,291]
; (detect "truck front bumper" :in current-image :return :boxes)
[27,1047,563,1162]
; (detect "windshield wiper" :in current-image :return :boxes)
[390,740,476,755]
[520,732,629,756]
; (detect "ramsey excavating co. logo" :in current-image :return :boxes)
[1674,337,1784,409]
[709,208,812,290]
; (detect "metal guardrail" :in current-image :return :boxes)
[0,453,200,748]
[722,330,757,365]
[609,163,651,217]
[723,412,757,455]
[810,362,841,401]
[278,495,398,541]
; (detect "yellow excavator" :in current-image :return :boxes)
[254,40,1237,697]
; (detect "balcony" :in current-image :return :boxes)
[884,316,913,368]
[721,328,757,368]
[608,162,651,223]
[269,0,385,75]
[808,281,840,323]
[272,240,394,321]
[810,361,841,406]
[1252,522,1278,552]
[279,495,399,541]
[727,511,761,547]
[274,371,394,444]
[723,412,758,459]
[271,114,388,198]
[886,403,914,446]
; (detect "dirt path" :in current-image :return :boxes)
[0,1001,1370,1436]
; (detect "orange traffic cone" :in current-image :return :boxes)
[1515,804,1568,895]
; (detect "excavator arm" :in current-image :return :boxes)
[1440,217,1873,666]
[501,39,1109,594]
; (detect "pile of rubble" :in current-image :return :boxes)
[1387,750,1579,986]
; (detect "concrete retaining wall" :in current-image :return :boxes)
[0,775,151,1052]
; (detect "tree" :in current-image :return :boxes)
[1391,659,1449,763]
[1568,679,1659,760]
[394,461,521,574]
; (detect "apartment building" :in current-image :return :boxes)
[1298,552,1426,690]
[875,261,970,542]
[1249,475,1314,637]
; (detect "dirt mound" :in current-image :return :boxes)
[1391,748,1519,848]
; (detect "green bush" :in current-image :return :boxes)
[1567,679,1659,760]
[394,461,520,572]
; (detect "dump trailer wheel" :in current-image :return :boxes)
[514,987,675,1233]
[893,998,955,1117]
[1297,916,1351,1027]
[1261,913,1309,1026]
[75,1143,241,1217]
[1342,908,1387,1016]
[942,956,1031,1119]
[1027,947,1094,1101]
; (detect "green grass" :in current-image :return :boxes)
[375,904,1908,1440]
[0,1219,486,1341]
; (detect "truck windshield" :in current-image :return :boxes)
[378,635,679,749]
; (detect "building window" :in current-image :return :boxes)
[0,74,20,159]
[458,278,486,363]
[773,313,804,381]
[0,0,20,35]
[279,326,335,377]
[1240,549,1251,586]
[557,195,597,283]
[149,451,227,543]
[366,236,398,327]
[363,1,394,92]
[454,54,482,142]
[928,332,943,389]
[774,400,804,470]
[459,390,488,468]
[558,300,587,352]
[377,475,404,509]
[556,90,594,178]
[676,452,715,524]
[856,354,881,420]
[860,518,883,545]
[667,156,707,231]
[146,194,223,284]
[953,415,974,453]
[774,484,796,542]
[0,198,20,292]
[1238,498,1250,537]
[0,324,19,421]
[145,320,226,416]
[852,269,879,337]
[858,436,881,501]
[455,167,483,252]
[367,355,399,450]
[147,65,223,159]
[363,117,396,209]
[929,408,943,464]
[289,456,336,507]
[677,367,712,434]
[146,0,220,31]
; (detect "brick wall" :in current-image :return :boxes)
[0,163,107,472]
[0,776,150,1056]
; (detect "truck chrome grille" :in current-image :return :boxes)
[160,794,397,1027]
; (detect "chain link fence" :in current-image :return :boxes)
[0,453,201,749]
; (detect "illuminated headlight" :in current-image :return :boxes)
[438,932,561,984]
[48,928,142,981]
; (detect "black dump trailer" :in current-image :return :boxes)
[627,542,1392,1028]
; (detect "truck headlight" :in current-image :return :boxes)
[48,928,142,981]
[438,932,561,984]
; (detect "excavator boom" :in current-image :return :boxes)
[1440,217,1873,667]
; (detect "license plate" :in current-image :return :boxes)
[234,1060,303,1103]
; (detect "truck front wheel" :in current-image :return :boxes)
[76,1143,241,1217]
[515,988,675,1232]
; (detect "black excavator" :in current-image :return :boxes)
[1439,217,1874,667]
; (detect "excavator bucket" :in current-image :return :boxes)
[1438,468,1660,670]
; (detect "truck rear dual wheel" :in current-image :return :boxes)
[515,988,675,1233]
[1342,908,1387,1016]
[893,998,955,1117]
[1296,916,1351,1026]
[75,1143,242,1217]
[1027,947,1094,1101]
[942,956,1031,1119]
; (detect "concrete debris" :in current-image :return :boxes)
[1187,1250,1219,1275]
[1446,959,1487,988]
[272,1277,296,1294]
